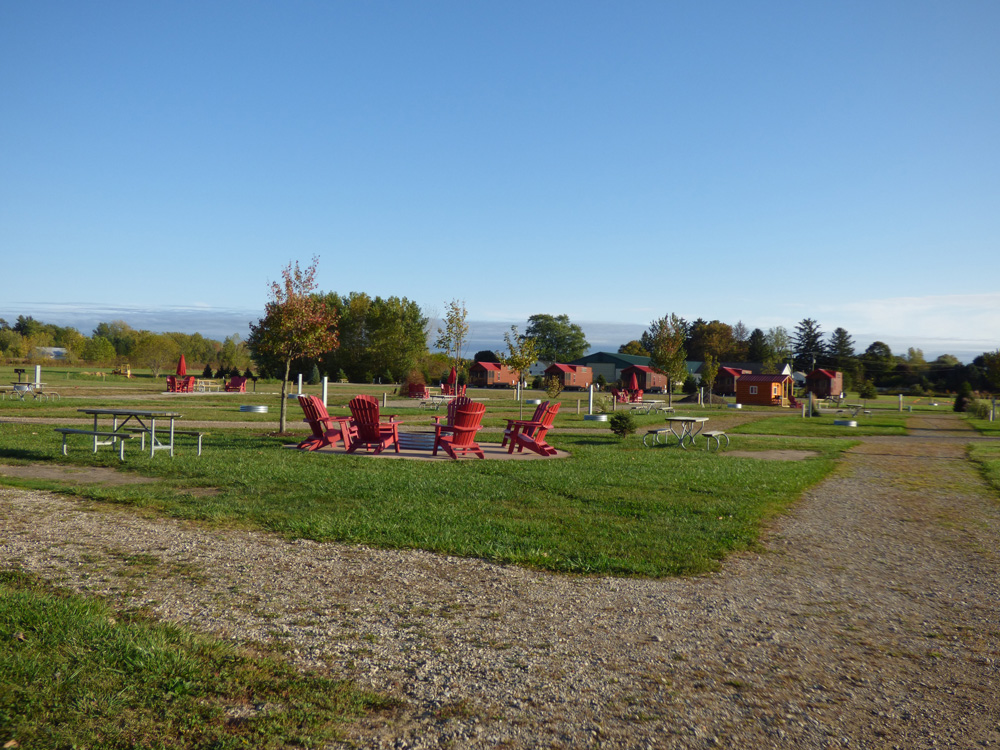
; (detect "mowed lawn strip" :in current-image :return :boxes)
[0,568,392,750]
[0,425,849,577]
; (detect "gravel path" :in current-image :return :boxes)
[2,413,998,748]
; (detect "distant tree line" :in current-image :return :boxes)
[617,316,998,395]
[0,315,251,378]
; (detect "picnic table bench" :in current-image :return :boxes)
[123,427,208,456]
[54,428,136,461]
[702,430,729,451]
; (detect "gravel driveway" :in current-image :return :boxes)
[2,413,998,748]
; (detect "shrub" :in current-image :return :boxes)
[596,374,607,388]
[609,411,637,438]
[857,379,878,400]
[243,366,254,379]
[682,375,698,394]
[202,364,214,378]
[307,363,321,385]
[544,376,564,399]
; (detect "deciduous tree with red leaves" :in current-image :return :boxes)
[248,257,338,432]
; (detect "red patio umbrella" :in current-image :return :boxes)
[628,370,639,391]
[447,367,457,385]
[176,355,187,376]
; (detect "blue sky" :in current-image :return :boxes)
[2,1,998,361]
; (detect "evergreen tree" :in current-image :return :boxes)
[792,318,826,371]
[746,328,771,363]
[827,327,856,372]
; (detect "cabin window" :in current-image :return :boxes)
[749,386,758,395]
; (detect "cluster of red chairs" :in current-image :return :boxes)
[297,394,560,460]
[609,387,643,403]
[167,375,195,392]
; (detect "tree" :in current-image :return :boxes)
[764,326,792,372]
[618,340,649,357]
[473,349,500,362]
[133,332,180,378]
[219,334,251,374]
[792,318,825,371]
[525,314,589,362]
[435,299,469,374]
[320,292,428,382]
[93,321,139,358]
[827,327,856,372]
[746,328,771,363]
[247,258,338,432]
[700,353,719,399]
[687,320,738,361]
[82,335,116,364]
[862,341,895,386]
[646,314,687,406]
[983,349,1000,390]
[500,325,539,418]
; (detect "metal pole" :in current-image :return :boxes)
[297,373,303,395]
[588,384,594,415]
[322,376,328,406]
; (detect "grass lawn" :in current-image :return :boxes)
[728,411,909,437]
[0,568,392,749]
[0,423,849,578]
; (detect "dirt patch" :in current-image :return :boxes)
[723,449,818,461]
[0,463,157,485]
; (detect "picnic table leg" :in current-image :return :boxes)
[169,418,175,457]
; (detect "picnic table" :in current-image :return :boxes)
[73,408,184,458]
[6,382,58,401]
[196,379,222,392]
[665,416,710,449]
[628,400,673,415]
[420,394,454,409]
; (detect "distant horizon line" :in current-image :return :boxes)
[1,303,990,364]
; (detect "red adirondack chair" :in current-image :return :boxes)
[346,396,400,454]
[433,401,486,459]
[432,396,474,435]
[178,376,196,393]
[297,395,355,451]
[501,401,548,449]
[224,376,247,392]
[408,383,431,399]
[507,401,561,456]
[166,376,179,392]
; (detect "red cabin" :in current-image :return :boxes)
[469,361,519,388]
[736,374,794,407]
[806,369,843,398]
[620,365,668,393]
[543,363,593,390]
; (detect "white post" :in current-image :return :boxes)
[588,384,594,415]
[383,393,387,408]
[321,376,328,406]
[297,373,303,395]
[898,393,903,412]
[34,365,41,386]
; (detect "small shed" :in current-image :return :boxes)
[620,365,669,392]
[713,366,751,396]
[544,363,592,390]
[806,369,843,398]
[469,361,518,388]
[736,374,794,407]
